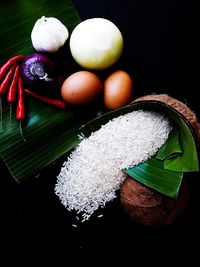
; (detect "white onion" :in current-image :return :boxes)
[31,16,69,53]
[70,18,124,70]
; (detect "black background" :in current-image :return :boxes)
[0,0,200,263]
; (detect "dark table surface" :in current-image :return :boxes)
[1,0,199,263]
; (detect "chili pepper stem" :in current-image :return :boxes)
[18,120,26,142]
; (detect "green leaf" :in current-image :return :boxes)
[162,117,199,172]
[0,0,81,64]
[156,125,182,160]
[0,0,97,182]
[0,97,94,181]
[124,157,183,198]
[156,120,199,172]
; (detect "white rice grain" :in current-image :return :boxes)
[55,110,172,220]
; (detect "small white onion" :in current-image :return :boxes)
[31,16,69,53]
[70,18,124,70]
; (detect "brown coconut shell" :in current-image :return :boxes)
[120,94,200,226]
[120,177,190,226]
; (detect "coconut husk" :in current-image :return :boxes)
[120,176,189,226]
[120,94,200,226]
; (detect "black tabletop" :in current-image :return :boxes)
[1,0,199,263]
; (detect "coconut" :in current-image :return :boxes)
[120,176,190,226]
[120,94,200,226]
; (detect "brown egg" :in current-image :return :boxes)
[61,71,103,105]
[104,70,133,110]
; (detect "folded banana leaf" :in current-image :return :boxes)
[124,156,183,198]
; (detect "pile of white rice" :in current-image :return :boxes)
[55,110,172,221]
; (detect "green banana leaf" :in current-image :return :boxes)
[156,114,199,172]
[0,97,94,181]
[156,125,182,161]
[0,0,97,182]
[0,0,81,64]
[124,157,183,198]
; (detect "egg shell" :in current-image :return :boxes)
[61,71,103,105]
[104,70,133,110]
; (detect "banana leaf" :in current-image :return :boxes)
[124,157,183,198]
[0,0,81,64]
[0,0,97,182]
[156,114,199,172]
[156,125,182,160]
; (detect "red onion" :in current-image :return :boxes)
[20,53,57,91]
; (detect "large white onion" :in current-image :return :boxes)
[69,18,124,70]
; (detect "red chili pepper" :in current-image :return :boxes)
[6,65,20,127]
[16,76,25,120]
[24,89,66,109]
[7,65,19,103]
[0,64,17,95]
[16,76,26,140]
[0,54,25,83]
